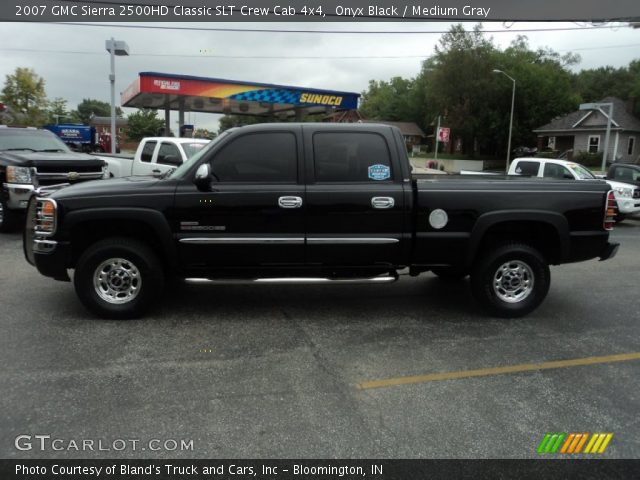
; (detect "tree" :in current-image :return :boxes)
[1,67,48,126]
[74,98,123,125]
[193,128,216,139]
[47,97,80,124]
[359,77,420,122]
[126,109,164,141]
[218,114,271,133]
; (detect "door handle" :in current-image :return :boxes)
[278,196,303,208]
[152,169,161,173]
[371,197,395,209]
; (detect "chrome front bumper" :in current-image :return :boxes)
[2,183,34,210]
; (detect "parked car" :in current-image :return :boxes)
[512,146,537,158]
[606,163,640,187]
[25,123,618,319]
[95,137,210,178]
[509,157,640,220]
[0,126,107,232]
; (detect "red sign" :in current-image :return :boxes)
[438,127,450,143]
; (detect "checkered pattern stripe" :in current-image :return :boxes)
[229,89,301,105]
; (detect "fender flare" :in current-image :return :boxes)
[466,210,570,267]
[62,207,176,266]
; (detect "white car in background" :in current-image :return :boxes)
[508,157,640,220]
[95,137,210,178]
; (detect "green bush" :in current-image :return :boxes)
[573,151,603,167]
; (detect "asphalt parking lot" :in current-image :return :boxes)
[1,220,639,459]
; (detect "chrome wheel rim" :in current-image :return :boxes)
[93,257,142,304]
[492,260,534,303]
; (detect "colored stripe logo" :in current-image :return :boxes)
[537,433,613,454]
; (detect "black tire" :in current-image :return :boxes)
[431,266,468,281]
[0,197,17,233]
[471,243,550,318]
[73,237,164,319]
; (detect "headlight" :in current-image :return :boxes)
[6,165,32,184]
[35,198,57,236]
[614,187,633,198]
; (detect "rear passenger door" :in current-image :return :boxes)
[304,128,407,268]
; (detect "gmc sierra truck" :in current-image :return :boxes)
[24,123,619,319]
[1,126,107,232]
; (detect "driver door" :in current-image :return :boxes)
[173,127,305,269]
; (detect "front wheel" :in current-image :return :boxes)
[0,198,17,233]
[74,237,164,319]
[471,244,550,318]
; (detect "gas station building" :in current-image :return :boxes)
[121,72,360,135]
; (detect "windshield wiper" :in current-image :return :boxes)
[1,148,37,152]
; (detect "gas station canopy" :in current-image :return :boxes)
[121,72,360,118]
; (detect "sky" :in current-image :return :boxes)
[1,21,639,132]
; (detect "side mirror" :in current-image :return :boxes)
[194,163,212,191]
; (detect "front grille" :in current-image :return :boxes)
[36,165,102,174]
[23,197,37,265]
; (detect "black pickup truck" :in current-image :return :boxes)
[24,123,619,319]
[1,126,106,232]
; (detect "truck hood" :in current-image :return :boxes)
[0,150,105,168]
[606,179,637,190]
[50,175,163,200]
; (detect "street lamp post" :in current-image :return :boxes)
[105,38,129,154]
[579,102,613,172]
[493,69,516,173]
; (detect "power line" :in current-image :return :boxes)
[45,21,630,35]
[3,42,640,59]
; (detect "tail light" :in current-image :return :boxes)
[603,190,617,231]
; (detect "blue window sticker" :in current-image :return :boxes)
[368,164,391,181]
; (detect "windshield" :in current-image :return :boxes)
[0,129,71,152]
[182,142,209,158]
[170,131,230,179]
[568,163,596,180]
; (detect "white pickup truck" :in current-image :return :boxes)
[509,157,640,219]
[97,137,210,178]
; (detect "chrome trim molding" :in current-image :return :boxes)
[184,276,398,285]
[33,238,58,253]
[179,237,304,245]
[307,238,399,244]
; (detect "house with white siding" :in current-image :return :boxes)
[534,97,639,164]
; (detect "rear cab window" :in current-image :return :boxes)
[513,161,540,176]
[140,141,157,163]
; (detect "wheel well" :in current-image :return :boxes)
[69,219,166,268]
[476,221,562,264]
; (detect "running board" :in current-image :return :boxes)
[184,275,398,285]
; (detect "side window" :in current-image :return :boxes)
[140,141,157,163]
[157,142,182,166]
[614,167,635,182]
[514,161,539,176]
[543,163,572,179]
[588,135,600,154]
[313,132,392,183]
[211,132,297,183]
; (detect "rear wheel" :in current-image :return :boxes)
[471,243,550,318]
[73,237,164,319]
